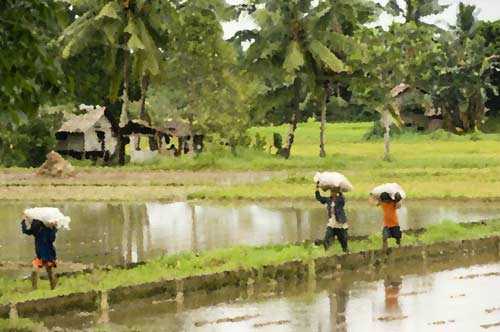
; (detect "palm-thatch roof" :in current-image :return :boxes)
[390,83,411,98]
[57,107,118,134]
[162,119,192,138]
[120,119,165,136]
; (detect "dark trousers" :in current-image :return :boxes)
[324,226,348,252]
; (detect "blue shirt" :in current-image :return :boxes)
[22,220,57,261]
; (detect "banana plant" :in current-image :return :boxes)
[59,0,177,127]
[385,0,448,24]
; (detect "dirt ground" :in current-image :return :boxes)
[0,169,286,201]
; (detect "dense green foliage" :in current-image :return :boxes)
[476,20,500,119]
[0,0,67,166]
[145,1,252,147]
[0,0,499,166]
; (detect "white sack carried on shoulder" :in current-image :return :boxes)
[370,183,406,201]
[313,172,353,192]
[24,207,71,230]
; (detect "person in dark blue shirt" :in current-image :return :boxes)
[21,216,58,290]
[314,183,349,252]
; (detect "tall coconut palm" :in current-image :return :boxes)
[246,0,374,159]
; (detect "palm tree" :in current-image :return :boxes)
[246,0,373,159]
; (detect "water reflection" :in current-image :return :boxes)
[41,260,500,332]
[1,201,499,268]
[384,275,402,314]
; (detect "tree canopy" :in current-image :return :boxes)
[0,0,499,166]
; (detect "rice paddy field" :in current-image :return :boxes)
[1,121,500,202]
[1,220,499,306]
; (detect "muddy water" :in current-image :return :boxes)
[42,256,500,332]
[1,201,499,268]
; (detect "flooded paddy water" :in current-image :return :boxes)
[40,253,500,332]
[1,200,500,274]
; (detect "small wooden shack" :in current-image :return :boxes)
[391,83,443,131]
[120,120,168,163]
[162,119,204,156]
[55,106,119,160]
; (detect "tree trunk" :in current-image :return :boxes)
[384,125,391,161]
[472,93,484,130]
[118,137,127,165]
[440,103,453,132]
[281,78,301,159]
[139,75,151,123]
[319,83,332,158]
[135,75,151,150]
[119,51,130,128]
[405,0,415,23]
[0,139,4,164]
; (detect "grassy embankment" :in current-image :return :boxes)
[0,318,43,332]
[1,121,499,201]
[1,220,499,305]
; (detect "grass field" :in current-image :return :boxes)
[186,121,500,200]
[1,121,499,201]
[124,121,500,171]
[1,220,499,305]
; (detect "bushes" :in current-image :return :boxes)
[0,111,63,167]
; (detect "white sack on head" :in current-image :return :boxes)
[24,207,71,230]
[370,183,406,201]
[314,172,353,192]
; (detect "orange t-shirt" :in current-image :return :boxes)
[381,202,399,227]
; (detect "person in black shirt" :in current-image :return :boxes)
[315,183,349,252]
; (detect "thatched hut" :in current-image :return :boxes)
[55,106,118,160]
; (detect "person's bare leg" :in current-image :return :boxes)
[382,238,388,250]
[31,265,39,290]
[396,238,401,247]
[46,266,57,290]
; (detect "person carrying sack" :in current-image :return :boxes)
[314,183,349,253]
[378,192,403,250]
[21,214,58,290]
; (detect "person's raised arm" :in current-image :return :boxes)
[315,184,329,204]
[21,219,32,235]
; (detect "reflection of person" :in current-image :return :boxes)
[374,192,402,250]
[329,282,349,332]
[21,215,58,290]
[315,183,349,252]
[384,275,402,313]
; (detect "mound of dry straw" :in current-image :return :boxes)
[37,151,76,178]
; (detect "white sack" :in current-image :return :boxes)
[370,183,406,201]
[313,172,353,192]
[24,207,71,230]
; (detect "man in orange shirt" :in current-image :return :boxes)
[379,192,402,250]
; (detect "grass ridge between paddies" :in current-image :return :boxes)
[1,220,499,305]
